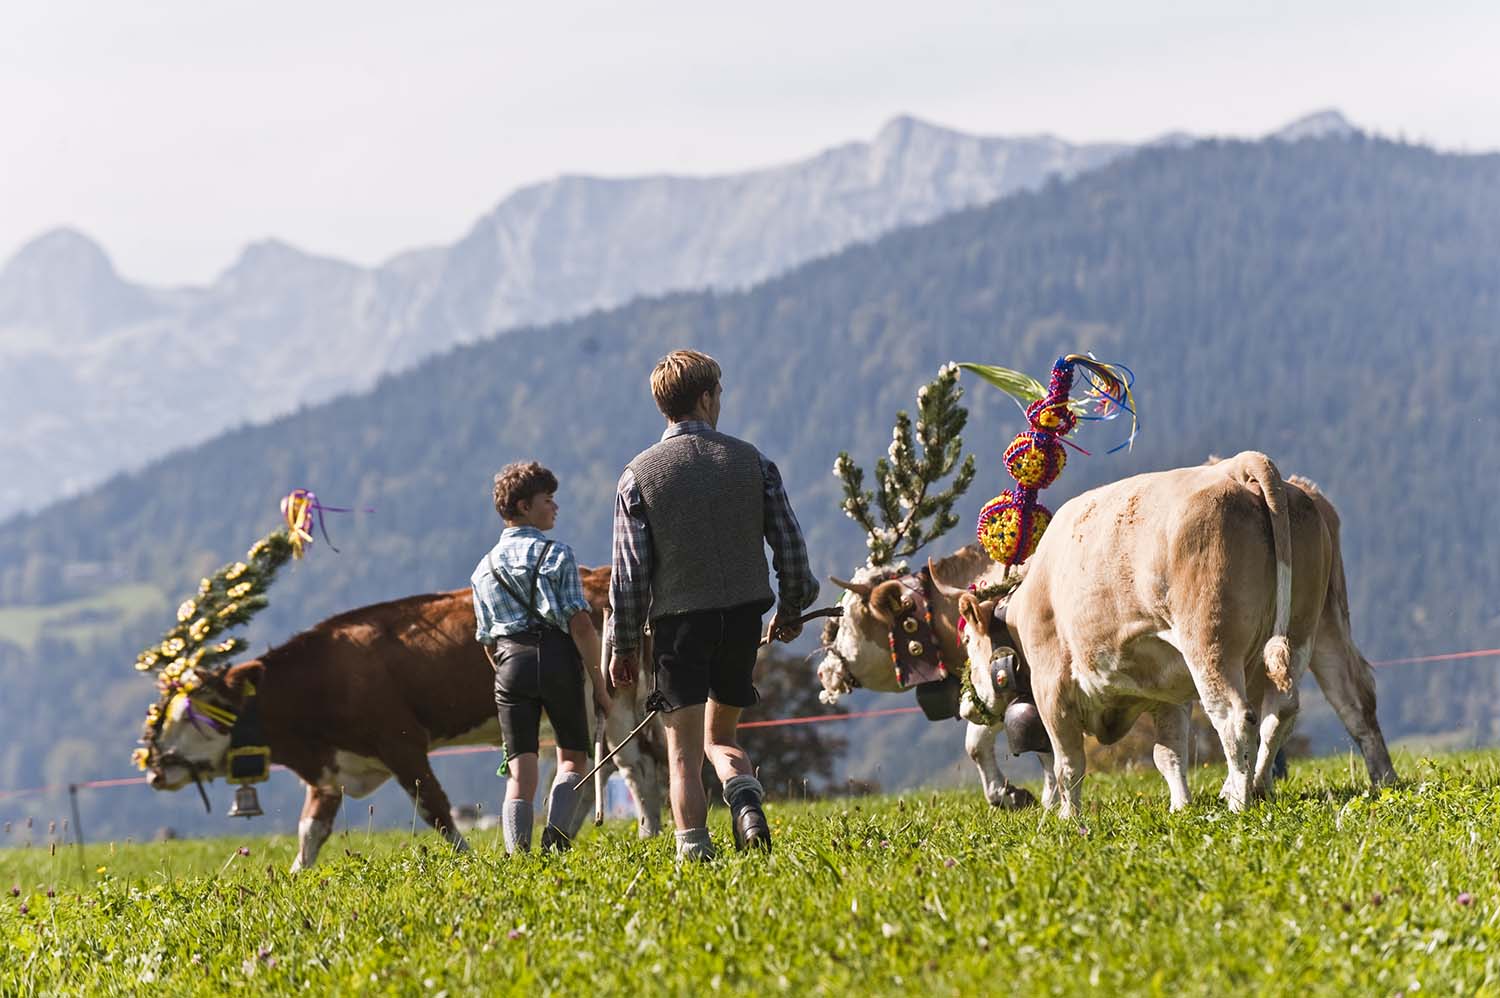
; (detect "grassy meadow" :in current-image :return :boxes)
[2,751,1498,996]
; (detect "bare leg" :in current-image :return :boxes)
[704,700,751,783]
[660,704,709,830]
[506,752,539,802]
[1150,703,1192,811]
[290,785,343,873]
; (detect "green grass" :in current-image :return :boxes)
[3,751,1499,996]
[0,584,166,651]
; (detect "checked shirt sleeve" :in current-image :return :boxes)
[761,455,819,614]
[552,546,592,622]
[471,582,495,645]
[607,467,653,652]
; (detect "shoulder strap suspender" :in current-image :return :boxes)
[488,540,556,629]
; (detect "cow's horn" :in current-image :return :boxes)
[926,557,967,599]
[829,575,873,599]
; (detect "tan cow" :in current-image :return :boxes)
[140,569,666,871]
[957,451,1357,817]
[822,465,1396,812]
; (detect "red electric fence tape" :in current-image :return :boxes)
[1,647,1496,802]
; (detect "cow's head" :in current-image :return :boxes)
[815,565,912,702]
[957,592,1025,722]
[138,661,263,791]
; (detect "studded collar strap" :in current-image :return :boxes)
[887,568,948,688]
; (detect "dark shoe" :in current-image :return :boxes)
[539,823,571,854]
[728,791,771,852]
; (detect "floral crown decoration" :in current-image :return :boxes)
[957,354,1139,567]
[131,489,342,770]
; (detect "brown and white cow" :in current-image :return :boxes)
[141,569,665,871]
[956,451,1389,817]
[821,459,1397,814]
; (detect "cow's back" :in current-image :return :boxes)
[258,590,495,758]
[1010,452,1327,670]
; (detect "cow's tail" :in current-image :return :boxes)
[1237,452,1294,695]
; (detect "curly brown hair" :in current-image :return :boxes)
[492,461,558,519]
[650,349,721,420]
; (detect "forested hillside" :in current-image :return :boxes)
[2,134,1497,837]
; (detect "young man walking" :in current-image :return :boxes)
[607,350,817,861]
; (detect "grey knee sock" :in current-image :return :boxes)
[674,826,716,862]
[546,773,584,839]
[722,774,765,807]
[562,775,592,839]
[502,800,532,854]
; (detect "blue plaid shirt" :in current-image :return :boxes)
[607,420,818,652]
[471,526,590,642]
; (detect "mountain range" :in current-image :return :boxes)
[0,115,1141,523]
[0,111,1360,524]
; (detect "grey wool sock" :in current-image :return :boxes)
[546,773,584,841]
[561,774,592,840]
[674,826,716,862]
[502,799,533,855]
[722,774,765,807]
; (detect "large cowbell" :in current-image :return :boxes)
[225,743,271,819]
[227,784,264,818]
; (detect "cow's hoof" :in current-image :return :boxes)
[992,784,1037,810]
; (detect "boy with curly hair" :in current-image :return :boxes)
[472,461,612,854]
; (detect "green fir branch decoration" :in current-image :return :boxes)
[833,363,977,567]
[134,529,298,689]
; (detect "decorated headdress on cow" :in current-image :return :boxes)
[131,489,355,814]
[958,354,1139,566]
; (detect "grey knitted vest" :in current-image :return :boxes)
[627,428,774,620]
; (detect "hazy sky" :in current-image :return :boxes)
[3,1,1496,286]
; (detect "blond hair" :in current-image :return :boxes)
[650,350,721,420]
